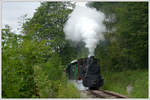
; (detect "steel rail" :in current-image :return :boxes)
[89,90,128,98]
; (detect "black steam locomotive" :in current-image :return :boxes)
[65,56,104,90]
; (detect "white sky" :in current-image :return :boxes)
[2,1,87,34]
[2,2,41,34]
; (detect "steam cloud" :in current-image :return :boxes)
[64,3,105,56]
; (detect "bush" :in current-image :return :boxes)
[33,66,52,98]
[57,82,80,98]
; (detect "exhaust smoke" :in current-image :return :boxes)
[64,2,106,56]
[69,80,88,91]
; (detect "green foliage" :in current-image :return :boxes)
[40,54,63,80]
[2,26,52,97]
[34,62,80,98]
[23,2,72,49]
[93,2,148,71]
[33,65,51,98]
[34,65,63,98]
[23,2,77,66]
[57,82,80,98]
[93,3,148,98]
[2,2,80,98]
[2,27,32,97]
[131,71,148,98]
[3,2,148,98]
[2,25,80,98]
[102,69,148,98]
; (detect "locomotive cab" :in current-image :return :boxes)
[66,60,78,80]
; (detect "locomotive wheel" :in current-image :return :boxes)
[89,87,99,90]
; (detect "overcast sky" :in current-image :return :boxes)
[2,1,87,34]
[2,2,41,34]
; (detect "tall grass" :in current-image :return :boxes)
[34,65,80,98]
[101,69,148,98]
[57,82,80,98]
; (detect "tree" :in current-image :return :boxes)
[22,2,77,65]
[92,2,148,70]
[2,26,52,97]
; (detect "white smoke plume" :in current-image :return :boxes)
[69,80,88,90]
[64,2,105,56]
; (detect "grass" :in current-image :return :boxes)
[101,69,148,98]
[57,82,80,98]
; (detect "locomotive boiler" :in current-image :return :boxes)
[65,56,104,90]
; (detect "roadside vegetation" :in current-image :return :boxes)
[2,2,148,98]
[102,69,148,98]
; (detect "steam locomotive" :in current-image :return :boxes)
[65,56,104,90]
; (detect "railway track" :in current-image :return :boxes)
[89,89,128,98]
[80,89,128,98]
